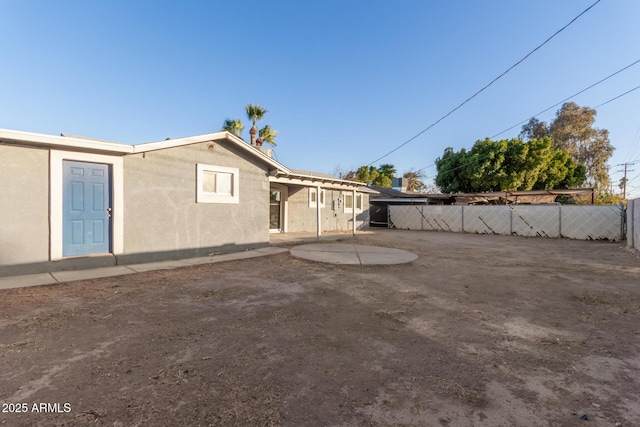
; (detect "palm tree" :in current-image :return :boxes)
[378,164,397,180]
[403,170,427,192]
[245,104,267,146]
[256,124,277,147]
[222,119,244,138]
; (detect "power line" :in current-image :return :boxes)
[594,84,640,109]
[624,122,640,163]
[415,60,640,173]
[491,58,640,138]
[416,85,640,179]
[366,0,602,167]
[416,82,640,176]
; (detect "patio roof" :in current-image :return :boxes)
[270,169,374,192]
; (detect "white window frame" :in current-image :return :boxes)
[197,164,239,204]
[50,150,124,260]
[344,193,354,213]
[309,188,325,208]
[344,192,363,213]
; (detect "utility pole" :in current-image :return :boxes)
[616,161,637,198]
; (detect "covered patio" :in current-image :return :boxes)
[268,169,375,238]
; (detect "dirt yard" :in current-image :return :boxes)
[1,230,639,426]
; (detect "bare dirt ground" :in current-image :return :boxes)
[1,230,640,427]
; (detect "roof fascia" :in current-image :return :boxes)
[270,175,369,191]
[274,171,367,187]
[132,131,291,173]
[0,128,132,154]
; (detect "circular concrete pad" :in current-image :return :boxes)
[290,243,418,265]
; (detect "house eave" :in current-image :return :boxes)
[132,131,291,173]
[0,128,292,175]
[0,128,132,155]
[270,173,372,192]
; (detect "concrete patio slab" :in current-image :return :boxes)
[292,243,359,253]
[290,243,417,265]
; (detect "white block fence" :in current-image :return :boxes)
[389,204,625,241]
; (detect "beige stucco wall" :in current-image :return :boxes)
[122,141,270,260]
[285,186,369,233]
[0,145,50,266]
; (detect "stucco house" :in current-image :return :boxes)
[0,128,370,276]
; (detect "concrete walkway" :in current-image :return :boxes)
[0,247,289,291]
[0,240,418,291]
[290,243,418,266]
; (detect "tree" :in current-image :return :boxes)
[222,119,244,137]
[435,138,586,193]
[223,104,279,147]
[257,124,277,147]
[355,166,380,185]
[402,169,427,192]
[353,164,395,187]
[342,170,357,180]
[519,117,549,140]
[378,164,396,180]
[331,165,357,180]
[434,147,472,193]
[520,103,614,192]
[245,104,267,146]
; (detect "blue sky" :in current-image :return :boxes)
[2,1,640,197]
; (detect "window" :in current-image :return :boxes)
[344,192,363,213]
[344,193,353,213]
[309,188,325,208]
[197,164,239,204]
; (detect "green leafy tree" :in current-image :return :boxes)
[595,191,626,205]
[435,138,586,193]
[353,164,396,187]
[434,147,472,193]
[355,166,379,184]
[221,119,244,137]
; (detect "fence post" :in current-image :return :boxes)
[629,200,635,248]
[558,205,562,238]
[461,205,465,232]
[620,202,625,243]
[509,206,513,235]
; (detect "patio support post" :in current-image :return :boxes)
[352,189,357,236]
[316,185,322,239]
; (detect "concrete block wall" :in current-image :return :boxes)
[0,145,50,267]
[286,187,369,233]
[122,141,270,262]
